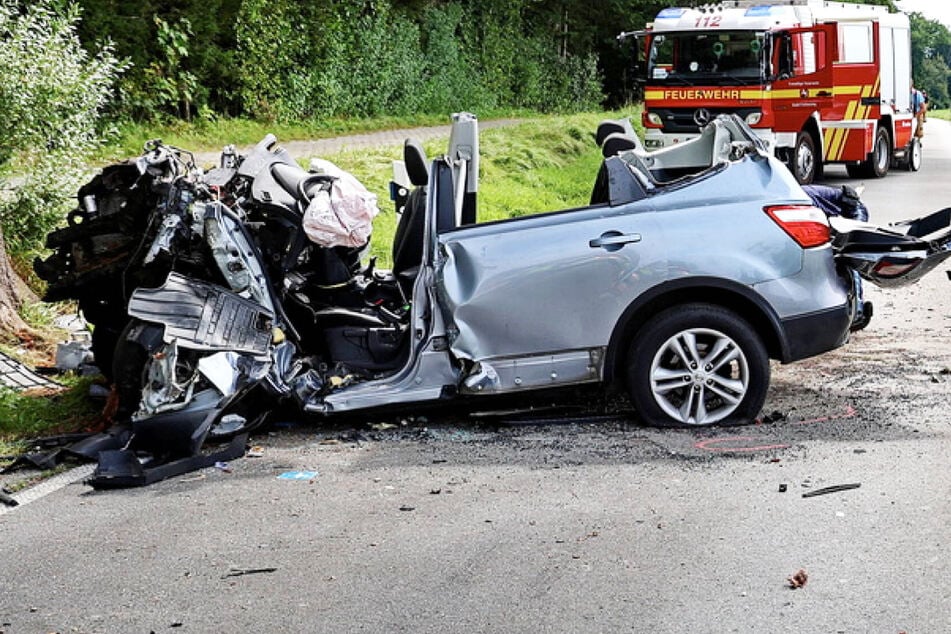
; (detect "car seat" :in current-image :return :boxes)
[392,139,429,296]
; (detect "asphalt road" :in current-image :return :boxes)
[1,122,949,634]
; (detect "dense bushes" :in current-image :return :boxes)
[79,0,619,122]
[0,1,125,256]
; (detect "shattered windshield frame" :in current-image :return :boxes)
[648,30,768,86]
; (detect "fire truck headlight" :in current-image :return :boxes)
[646,112,663,127]
[745,112,763,126]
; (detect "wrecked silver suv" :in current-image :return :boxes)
[33,113,951,486]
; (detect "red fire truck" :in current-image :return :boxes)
[634,0,918,183]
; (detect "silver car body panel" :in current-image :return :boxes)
[435,155,845,390]
[308,115,852,412]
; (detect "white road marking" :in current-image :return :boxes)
[0,464,96,516]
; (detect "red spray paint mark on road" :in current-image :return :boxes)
[694,436,791,453]
[795,405,857,425]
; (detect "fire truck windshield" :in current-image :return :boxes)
[648,31,767,86]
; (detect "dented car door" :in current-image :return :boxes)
[436,200,662,395]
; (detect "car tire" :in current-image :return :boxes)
[112,319,162,422]
[90,323,122,382]
[626,303,769,427]
[788,131,817,184]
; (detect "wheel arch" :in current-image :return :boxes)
[877,114,894,147]
[603,278,788,385]
[803,113,823,154]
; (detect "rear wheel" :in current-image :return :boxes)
[905,137,922,171]
[849,127,891,179]
[626,304,769,427]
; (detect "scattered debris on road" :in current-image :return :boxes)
[221,566,278,579]
[787,569,809,589]
[802,483,861,498]
[0,490,18,507]
[0,350,61,392]
[277,470,318,481]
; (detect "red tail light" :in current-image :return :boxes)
[765,205,831,248]
[872,258,922,278]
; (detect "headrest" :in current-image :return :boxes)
[602,132,641,158]
[596,118,636,147]
[404,139,429,187]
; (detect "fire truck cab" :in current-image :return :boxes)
[637,0,918,184]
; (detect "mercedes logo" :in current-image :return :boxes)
[693,108,712,127]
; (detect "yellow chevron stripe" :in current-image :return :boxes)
[852,77,879,159]
[830,77,879,161]
[831,97,861,161]
[843,100,862,158]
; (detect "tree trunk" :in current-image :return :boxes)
[0,226,31,335]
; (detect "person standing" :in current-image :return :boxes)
[912,83,925,139]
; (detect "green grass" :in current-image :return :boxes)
[0,375,103,456]
[927,108,949,121]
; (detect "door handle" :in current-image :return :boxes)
[589,231,642,251]
[817,90,832,97]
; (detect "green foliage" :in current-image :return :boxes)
[77,0,243,119]
[139,17,201,120]
[234,0,314,120]
[909,12,951,109]
[77,0,611,122]
[0,1,126,258]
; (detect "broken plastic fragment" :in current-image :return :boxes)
[801,483,861,498]
[277,470,318,481]
[291,370,324,404]
[463,362,500,392]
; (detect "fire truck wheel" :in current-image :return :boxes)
[788,132,817,184]
[905,137,922,172]
[867,127,891,178]
[846,127,891,179]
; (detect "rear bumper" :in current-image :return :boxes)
[780,303,852,362]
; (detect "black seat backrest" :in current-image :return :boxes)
[404,139,429,187]
[392,140,429,295]
[596,118,637,147]
[601,132,643,158]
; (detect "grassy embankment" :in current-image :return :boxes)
[0,110,633,458]
[925,108,950,122]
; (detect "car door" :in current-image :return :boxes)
[434,192,663,394]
